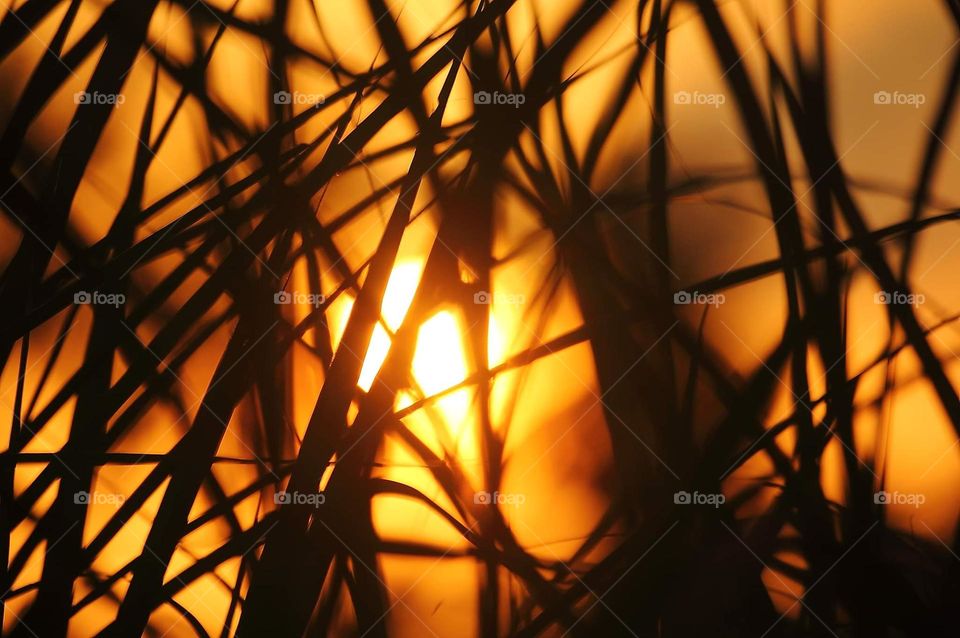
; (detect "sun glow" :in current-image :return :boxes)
[329,260,474,443]
[333,261,427,391]
[411,310,473,447]
[412,311,468,395]
[357,325,392,391]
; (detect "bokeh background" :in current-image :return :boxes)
[2,0,960,636]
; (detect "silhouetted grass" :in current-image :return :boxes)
[2,0,960,636]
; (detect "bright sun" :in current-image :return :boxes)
[332,261,469,395]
